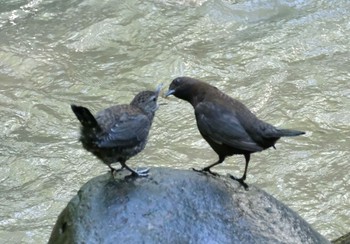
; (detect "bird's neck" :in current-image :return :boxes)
[188,85,217,107]
[136,107,155,121]
[179,87,207,107]
[189,93,205,107]
[145,111,155,121]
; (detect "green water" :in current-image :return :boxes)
[0,0,349,242]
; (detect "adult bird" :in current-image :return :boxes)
[71,84,162,177]
[165,77,304,189]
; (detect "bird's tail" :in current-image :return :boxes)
[277,128,305,137]
[71,104,99,129]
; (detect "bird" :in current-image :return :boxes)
[165,77,305,189]
[71,84,162,177]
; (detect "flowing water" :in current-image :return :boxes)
[0,0,349,243]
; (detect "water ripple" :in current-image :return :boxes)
[1,0,349,242]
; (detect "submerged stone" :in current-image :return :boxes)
[48,167,329,244]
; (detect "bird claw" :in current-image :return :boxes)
[129,168,150,177]
[192,167,220,176]
[136,168,150,176]
[228,174,249,190]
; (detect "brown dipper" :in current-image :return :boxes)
[71,84,162,177]
[166,77,304,189]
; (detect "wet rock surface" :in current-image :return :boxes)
[49,167,329,244]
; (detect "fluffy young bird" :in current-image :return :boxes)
[166,77,305,189]
[71,84,162,177]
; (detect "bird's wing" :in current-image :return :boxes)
[96,112,151,148]
[195,102,263,152]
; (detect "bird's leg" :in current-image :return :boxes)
[121,161,149,177]
[229,154,250,190]
[108,165,116,176]
[192,156,225,176]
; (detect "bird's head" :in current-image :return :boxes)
[131,83,163,116]
[165,77,205,105]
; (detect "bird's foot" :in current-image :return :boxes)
[192,167,220,176]
[129,168,150,177]
[109,166,125,177]
[135,168,150,176]
[229,174,249,190]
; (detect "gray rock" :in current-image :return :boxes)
[49,167,330,244]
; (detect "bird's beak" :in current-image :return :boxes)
[155,83,163,96]
[165,89,175,97]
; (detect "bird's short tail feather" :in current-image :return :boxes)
[277,128,305,137]
[71,104,99,129]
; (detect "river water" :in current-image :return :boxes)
[0,0,349,243]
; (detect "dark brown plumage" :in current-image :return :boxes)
[71,84,162,177]
[166,77,305,189]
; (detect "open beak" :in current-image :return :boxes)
[155,83,163,97]
[165,89,175,97]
